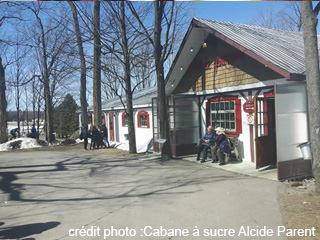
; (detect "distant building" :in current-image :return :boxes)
[80,87,156,152]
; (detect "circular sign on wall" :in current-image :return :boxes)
[243,99,254,113]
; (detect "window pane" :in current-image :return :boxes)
[220,102,225,110]
[210,100,236,132]
[230,101,235,110]
[139,115,148,127]
[225,102,230,110]
[123,116,128,126]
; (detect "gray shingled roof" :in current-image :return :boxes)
[97,86,157,111]
[195,18,315,75]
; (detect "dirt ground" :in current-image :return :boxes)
[279,179,320,240]
[7,141,320,239]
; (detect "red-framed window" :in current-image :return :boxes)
[101,113,106,125]
[122,112,128,127]
[137,111,150,128]
[206,96,242,135]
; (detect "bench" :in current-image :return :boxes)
[223,135,240,163]
[206,135,240,163]
[199,135,240,163]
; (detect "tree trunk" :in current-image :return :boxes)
[36,13,55,143]
[301,1,320,193]
[120,1,136,153]
[93,1,102,127]
[154,2,172,161]
[0,56,8,143]
[69,2,88,126]
[15,70,20,138]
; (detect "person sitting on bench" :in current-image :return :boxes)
[196,126,216,163]
[211,127,231,165]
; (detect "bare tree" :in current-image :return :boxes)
[100,1,142,153]
[129,1,186,160]
[8,43,29,137]
[25,2,75,142]
[250,2,303,32]
[0,2,23,143]
[0,56,7,143]
[69,2,88,126]
[301,1,320,194]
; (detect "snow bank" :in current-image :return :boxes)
[0,138,41,151]
[110,138,153,153]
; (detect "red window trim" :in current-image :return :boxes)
[122,112,128,127]
[137,111,150,128]
[101,113,106,125]
[206,96,242,135]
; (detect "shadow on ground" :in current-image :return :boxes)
[0,221,60,239]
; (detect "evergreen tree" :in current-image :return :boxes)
[54,94,79,137]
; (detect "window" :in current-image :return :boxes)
[122,112,128,127]
[207,96,242,135]
[137,111,149,128]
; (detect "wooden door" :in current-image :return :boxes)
[255,97,276,169]
[109,113,115,141]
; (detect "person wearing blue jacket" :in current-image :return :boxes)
[211,127,231,165]
[196,126,216,163]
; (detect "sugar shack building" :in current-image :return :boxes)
[154,18,313,180]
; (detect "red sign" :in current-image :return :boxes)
[243,100,254,113]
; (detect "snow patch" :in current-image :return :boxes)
[109,138,153,153]
[0,138,41,151]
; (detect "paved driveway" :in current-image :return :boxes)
[0,151,286,240]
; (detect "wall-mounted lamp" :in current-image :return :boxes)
[180,67,183,71]
[202,42,207,48]
[190,47,194,52]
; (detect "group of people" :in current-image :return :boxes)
[196,126,232,165]
[80,124,110,151]
[10,124,39,140]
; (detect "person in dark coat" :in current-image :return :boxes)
[211,127,231,165]
[97,126,104,149]
[29,124,39,139]
[196,126,216,163]
[10,128,19,140]
[81,124,89,151]
[90,126,99,150]
[101,124,110,148]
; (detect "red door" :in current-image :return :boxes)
[109,113,115,141]
[254,97,276,169]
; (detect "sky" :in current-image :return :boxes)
[4,1,297,111]
[192,1,288,24]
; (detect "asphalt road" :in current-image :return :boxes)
[0,151,287,240]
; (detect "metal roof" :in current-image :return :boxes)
[97,86,157,111]
[195,18,308,75]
